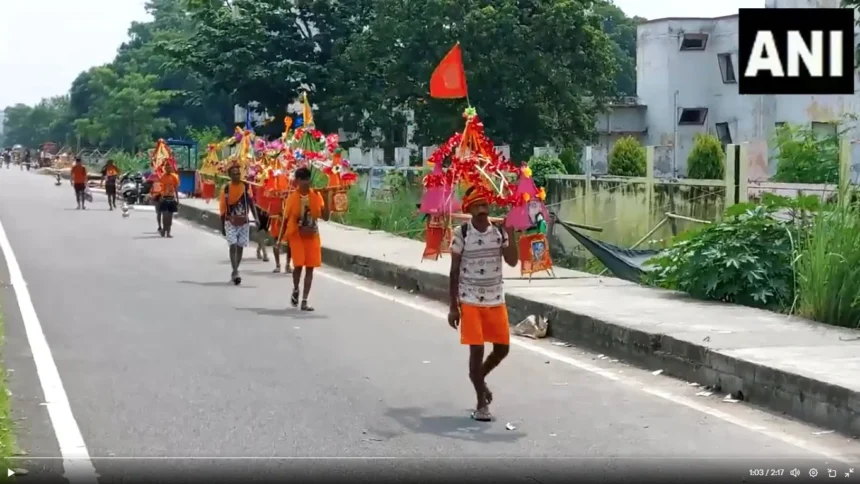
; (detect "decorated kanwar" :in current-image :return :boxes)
[149,139,180,237]
[417,42,553,422]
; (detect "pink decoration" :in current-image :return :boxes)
[505,171,549,230]
[419,163,461,214]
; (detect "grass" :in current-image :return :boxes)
[794,199,860,328]
[0,315,16,474]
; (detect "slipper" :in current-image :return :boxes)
[291,289,300,307]
[471,408,493,422]
[272,266,281,273]
[300,300,314,312]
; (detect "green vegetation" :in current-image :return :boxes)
[0,316,17,471]
[4,0,643,164]
[608,136,646,177]
[772,123,839,184]
[645,200,797,310]
[686,133,724,180]
[527,155,567,188]
[795,200,860,328]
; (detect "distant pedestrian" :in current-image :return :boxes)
[157,164,180,237]
[220,163,258,285]
[71,158,88,210]
[100,159,120,210]
[284,167,330,310]
[253,187,270,263]
[448,186,518,422]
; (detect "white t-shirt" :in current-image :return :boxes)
[450,222,508,307]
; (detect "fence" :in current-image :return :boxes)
[545,140,856,264]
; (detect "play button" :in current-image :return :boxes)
[7,469,13,477]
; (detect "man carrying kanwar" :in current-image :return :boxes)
[219,162,259,285]
[283,167,329,310]
[447,185,518,422]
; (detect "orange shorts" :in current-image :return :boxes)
[288,234,321,268]
[459,304,510,346]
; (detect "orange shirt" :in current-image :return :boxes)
[219,181,251,216]
[105,166,119,177]
[285,189,324,238]
[159,173,180,197]
[71,165,87,184]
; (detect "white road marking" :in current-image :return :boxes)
[0,218,98,482]
[182,216,856,463]
[314,268,856,464]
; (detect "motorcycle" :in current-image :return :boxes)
[120,172,154,205]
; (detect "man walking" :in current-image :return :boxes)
[448,186,518,422]
[284,167,329,310]
[220,163,258,285]
[71,158,89,209]
[157,164,180,237]
[100,159,120,210]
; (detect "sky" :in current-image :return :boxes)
[0,0,765,110]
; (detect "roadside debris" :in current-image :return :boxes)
[552,342,571,347]
[512,315,548,339]
[812,430,835,435]
[696,391,714,397]
[651,369,663,376]
[505,423,517,431]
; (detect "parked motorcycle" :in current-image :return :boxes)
[120,172,153,205]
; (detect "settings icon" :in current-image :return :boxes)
[810,469,819,478]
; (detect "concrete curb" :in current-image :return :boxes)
[174,202,860,435]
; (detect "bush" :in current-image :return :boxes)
[772,123,839,184]
[608,136,646,177]
[795,200,860,327]
[686,133,724,179]
[558,146,583,175]
[645,204,797,310]
[527,155,567,188]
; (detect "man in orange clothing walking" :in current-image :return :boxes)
[448,186,518,422]
[284,167,329,310]
[70,157,88,210]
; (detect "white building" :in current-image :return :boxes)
[590,0,860,177]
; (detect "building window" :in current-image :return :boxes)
[715,122,732,146]
[678,108,708,125]
[680,33,708,51]
[811,122,837,138]
[717,53,736,83]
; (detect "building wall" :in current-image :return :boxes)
[635,0,860,178]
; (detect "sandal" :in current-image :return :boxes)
[262,255,269,262]
[291,288,300,307]
[231,271,241,285]
[484,385,493,405]
[272,266,281,273]
[300,300,314,312]
[471,407,493,422]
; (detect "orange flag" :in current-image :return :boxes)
[430,43,468,99]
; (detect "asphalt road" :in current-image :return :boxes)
[0,169,858,483]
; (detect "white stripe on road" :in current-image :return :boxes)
[0,219,98,482]
[185,217,860,463]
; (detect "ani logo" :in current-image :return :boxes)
[738,8,854,95]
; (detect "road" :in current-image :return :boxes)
[0,169,857,483]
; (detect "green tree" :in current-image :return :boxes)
[608,136,646,176]
[167,0,373,136]
[593,1,645,97]
[686,133,725,179]
[73,67,175,151]
[324,0,620,161]
[2,97,71,148]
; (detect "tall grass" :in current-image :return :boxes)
[795,200,860,328]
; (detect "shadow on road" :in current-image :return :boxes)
[177,280,258,289]
[131,235,165,240]
[62,207,112,211]
[374,406,527,444]
[234,307,327,319]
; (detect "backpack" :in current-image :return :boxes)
[459,222,507,246]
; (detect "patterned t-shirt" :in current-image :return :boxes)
[450,222,508,307]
